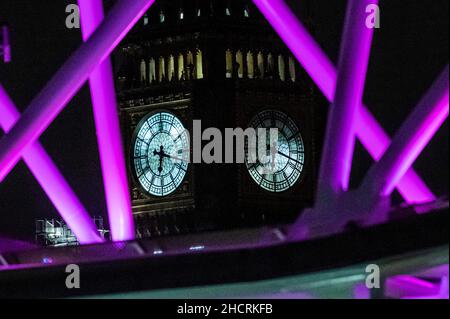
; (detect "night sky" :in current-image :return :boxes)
[0,0,448,241]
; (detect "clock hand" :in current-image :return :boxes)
[278,151,302,164]
[154,146,165,175]
[161,152,188,163]
[158,157,163,174]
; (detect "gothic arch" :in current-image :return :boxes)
[158,56,166,82]
[247,51,254,79]
[267,53,275,77]
[140,59,147,84]
[236,50,244,78]
[168,55,175,81]
[178,53,184,80]
[278,55,286,81]
[196,49,204,79]
[289,56,296,82]
[186,50,194,80]
[226,49,233,78]
[149,58,156,83]
[257,51,264,79]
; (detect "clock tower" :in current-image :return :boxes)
[114,0,324,238]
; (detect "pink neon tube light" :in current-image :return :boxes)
[0,84,103,244]
[78,0,135,241]
[252,0,436,204]
[361,66,449,197]
[318,0,377,198]
[0,0,155,184]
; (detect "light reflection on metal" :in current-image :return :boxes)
[189,245,205,251]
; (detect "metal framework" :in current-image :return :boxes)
[35,217,108,247]
[0,0,448,244]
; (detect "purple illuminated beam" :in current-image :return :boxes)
[385,275,446,299]
[252,0,435,204]
[359,66,449,199]
[0,0,155,183]
[317,0,377,200]
[1,25,11,63]
[0,84,103,244]
[78,0,134,241]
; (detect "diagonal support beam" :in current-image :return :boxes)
[359,66,449,199]
[0,0,155,184]
[0,84,103,244]
[385,275,443,299]
[317,0,377,200]
[78,0,134,241]
[252,0,435,204]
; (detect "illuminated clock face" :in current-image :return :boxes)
[132,112,190,197]
[245,110,305,193]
